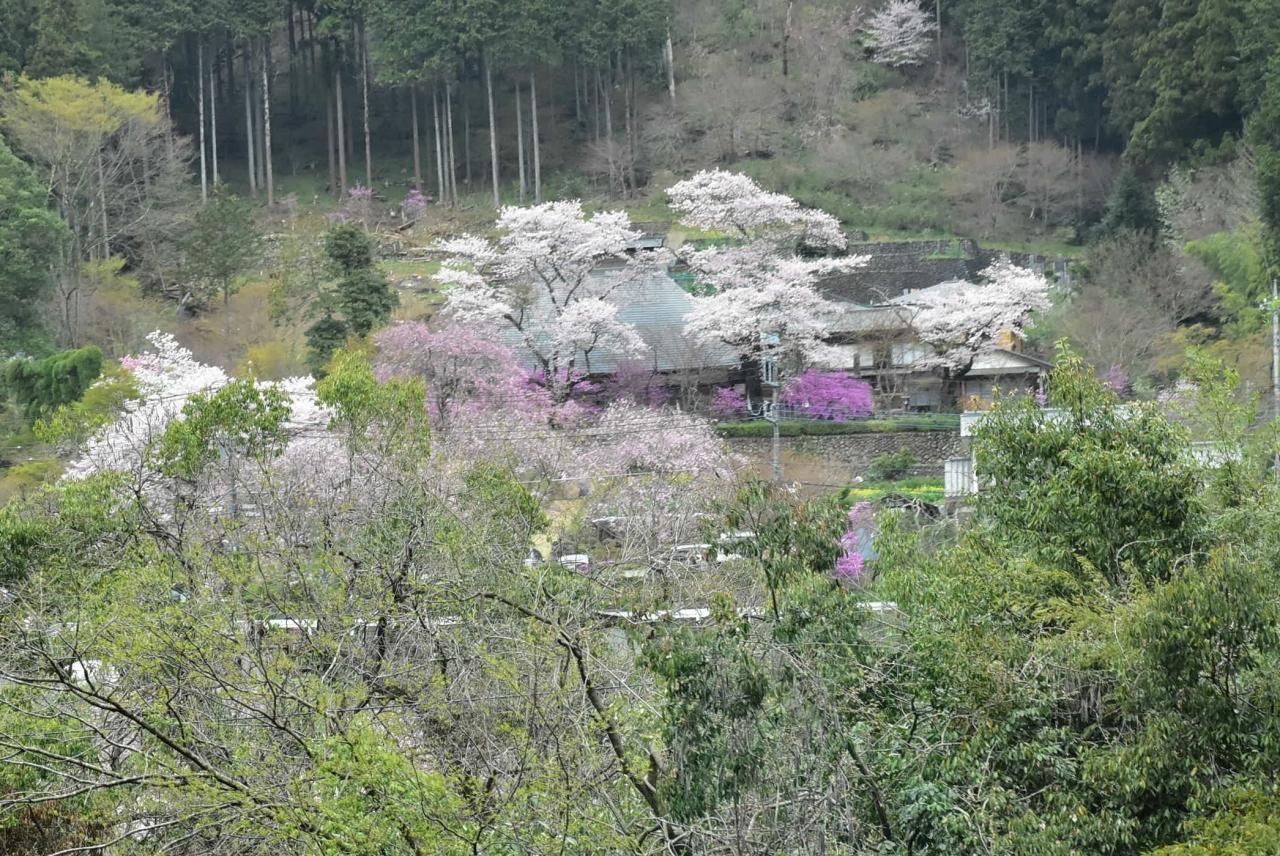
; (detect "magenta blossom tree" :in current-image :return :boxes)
[834,501,877,583]
[608,361,670,408]
[1104,364,1131,397]
[372,322,552,434]
[710,386,748,420]
[780,370,873,421]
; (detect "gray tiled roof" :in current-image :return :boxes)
[497,268,740,375]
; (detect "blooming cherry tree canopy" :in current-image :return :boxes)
[435,201,656,398]
[891,260,1052,370]
[667,171,867,365]
[667,169,847,248]
[861,0,937,68]
[67,331,332,483]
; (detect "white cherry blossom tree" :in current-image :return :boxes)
[435,201,654,401]
[66,332,334,487]
[891,259,1052,370]
[860,0,937,68]
[667,170,867,368]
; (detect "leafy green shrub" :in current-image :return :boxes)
[2,346,103,419]
[865,447,917,481]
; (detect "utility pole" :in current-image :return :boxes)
[761,341,782,484]
[766,394,781,483]
[1270,276,1279,480]
[1272,277,1278,422]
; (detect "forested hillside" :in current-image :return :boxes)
[3,0,1280,387]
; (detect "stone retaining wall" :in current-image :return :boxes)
[727,431,964,487]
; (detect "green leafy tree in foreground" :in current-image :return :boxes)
[648,347,1280,852]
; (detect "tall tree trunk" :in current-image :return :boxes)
[665,32,676,102]
[486,55,500,207]
[1028,80,1034,142]
[287,4,297,114]
[433,85,445,205]
[261,37,274,206]
[622,56,632,195]
[592,67,601,144]
[336,66,348,196]
[210,52,220,186]
[602,68,616,196]
[163,60,176,156]
[624,57,634,194]
[198,40,208,203]
[574,61,582,126]
[530,72,542,203]
[326,94,336,196]
[462,90,472,187]
[936,0,942,75]
[445,80,458,205]
[253,52,266,190]
[782,0,793,77]
[244,46,257,196]
[515,80,526,203]
[360,22,372,189]
[97,151,109,257]
[410,87,422,191]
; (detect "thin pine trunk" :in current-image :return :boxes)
[336,67,348,196]
[97,151,109,256]
[515,80,526,203]
[327,95,336,196]
[411,87,422,191]
[445,80,458,205]
[485,55,499,208]
[936,0,942,74]
[1027,81,1034,142]
[210,53,219,186]
[163,61,176,157]
[287,5,297,114]
[261,37,274,206]
[665,32,676,102]
[574,61,582,126]
[782,0,793,77]
[530,72,541,203]
[593,67,602,144]
[623,56,636,195]
[244,46,257,196]
[253,53,266,189]
[602,68,616,195]
[360,23,372,188]
[432,85,445,205]
[463,90,472,187]
[198,40,208,203]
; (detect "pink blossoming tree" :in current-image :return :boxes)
[434,201,655,402]
[780,370,873,420]
[834,501,878,582]
[372,322,551,434]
